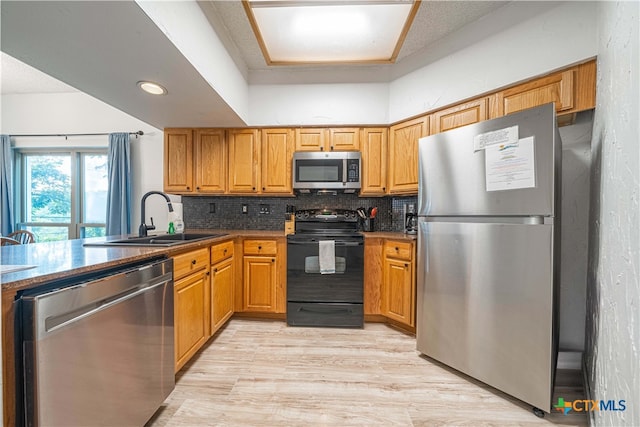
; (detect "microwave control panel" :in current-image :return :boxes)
[346,159,360,182]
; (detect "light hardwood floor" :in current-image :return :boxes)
[147,319,587,426]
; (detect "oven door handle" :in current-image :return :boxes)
[297,305,356,315]
[287,240,363,246]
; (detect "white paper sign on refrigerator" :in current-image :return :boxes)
[485,136,536,191]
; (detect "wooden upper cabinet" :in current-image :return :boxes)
[360,128,388,196]
[388,116,428,195]
[295,128,328,151]
[431,98,490,134]
[164,129,193,193]
[295,127,359,152]
[228,129,260,193]
[329,128,360,151]
[261,128,294,194]
[194,129,226,194]
[496,69,574,116]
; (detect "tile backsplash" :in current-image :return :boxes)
[183,194,417,232]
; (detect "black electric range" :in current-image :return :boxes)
[286,209,364,328]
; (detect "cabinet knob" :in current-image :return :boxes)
[395,247,399,251]
[330,146,334,151]
[405,263,409,268]
[191,260,197,265]
[223,249,227,254]
[262,187,265,191]
[320,147,324,151]
[196,186,200,190]
[258,245,262,250]
[252,187,256,191]
[213,268,218,273]
[186,186,190,190]
[272,258,275,262]
[383,187,386,191]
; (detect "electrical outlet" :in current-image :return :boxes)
[259,204,271,214]
[242,204,248,214]
[209,203,216,213]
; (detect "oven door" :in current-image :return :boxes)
[286,236,364,303]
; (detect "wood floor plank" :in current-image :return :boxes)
[147,319,587,426]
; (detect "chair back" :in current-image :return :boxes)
[1,237,20,246]
[7,230,36,244]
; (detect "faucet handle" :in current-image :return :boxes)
[147,217,156,231]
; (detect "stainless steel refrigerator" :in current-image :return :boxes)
[416,103,560,414]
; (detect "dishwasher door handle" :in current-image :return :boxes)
[44,273,172,334]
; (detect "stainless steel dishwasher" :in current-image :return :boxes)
[17,257,174,427]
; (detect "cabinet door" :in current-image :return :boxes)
[211,257,234,334]
[174,269,209,372]
[388,116,428,194]
[261,128,293,194]
[360,128,387,196]
[194,129,226,193]
[228,129,260,193]
[164,129,193,193]
[496,70,574,116]
[243,255,277,312]
[363,237,383,315]
[295,128,328,151]
[382,257,414,327]
[431,98,489,134]
[329,128,360,151]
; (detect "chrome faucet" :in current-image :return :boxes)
[139,191,174,237]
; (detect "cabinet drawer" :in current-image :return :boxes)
[384,241,413,261]
[243,239,277,255]
[211,240,234,264]
[173,248,210,280]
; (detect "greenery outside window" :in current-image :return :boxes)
[15,149,108,242]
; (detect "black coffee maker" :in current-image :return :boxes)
[404,203,417,235]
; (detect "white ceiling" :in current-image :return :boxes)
[1,1,557,129]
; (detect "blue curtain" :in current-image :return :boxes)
[0,135,15,236]
[105,133,131,235]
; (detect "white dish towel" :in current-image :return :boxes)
[318,240,336,274]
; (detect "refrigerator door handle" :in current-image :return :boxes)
[421,215,553,225]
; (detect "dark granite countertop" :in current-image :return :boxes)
[1,228,411,292]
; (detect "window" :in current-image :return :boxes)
[15,149,108,242]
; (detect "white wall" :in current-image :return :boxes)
[0,92,176,234]
[249,83,389,126]
[585,1,639,426]
[388,1,598,123]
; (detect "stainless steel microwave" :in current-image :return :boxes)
[292,151,361,193]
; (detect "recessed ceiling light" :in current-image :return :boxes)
[137,81,167,95]
[243,0,420,65]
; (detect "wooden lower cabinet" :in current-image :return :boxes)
[211,240,235,334]
[240,238,286,314]
[243,255,277,312]
[363,237,383,315]
[173,248,210,372]
[174,268,210,372]
[381,240,416,328]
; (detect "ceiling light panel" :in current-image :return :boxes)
[244,0,419,64]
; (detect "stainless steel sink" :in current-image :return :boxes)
[84,233,227,247]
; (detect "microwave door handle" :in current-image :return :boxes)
[343,159,347,184]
